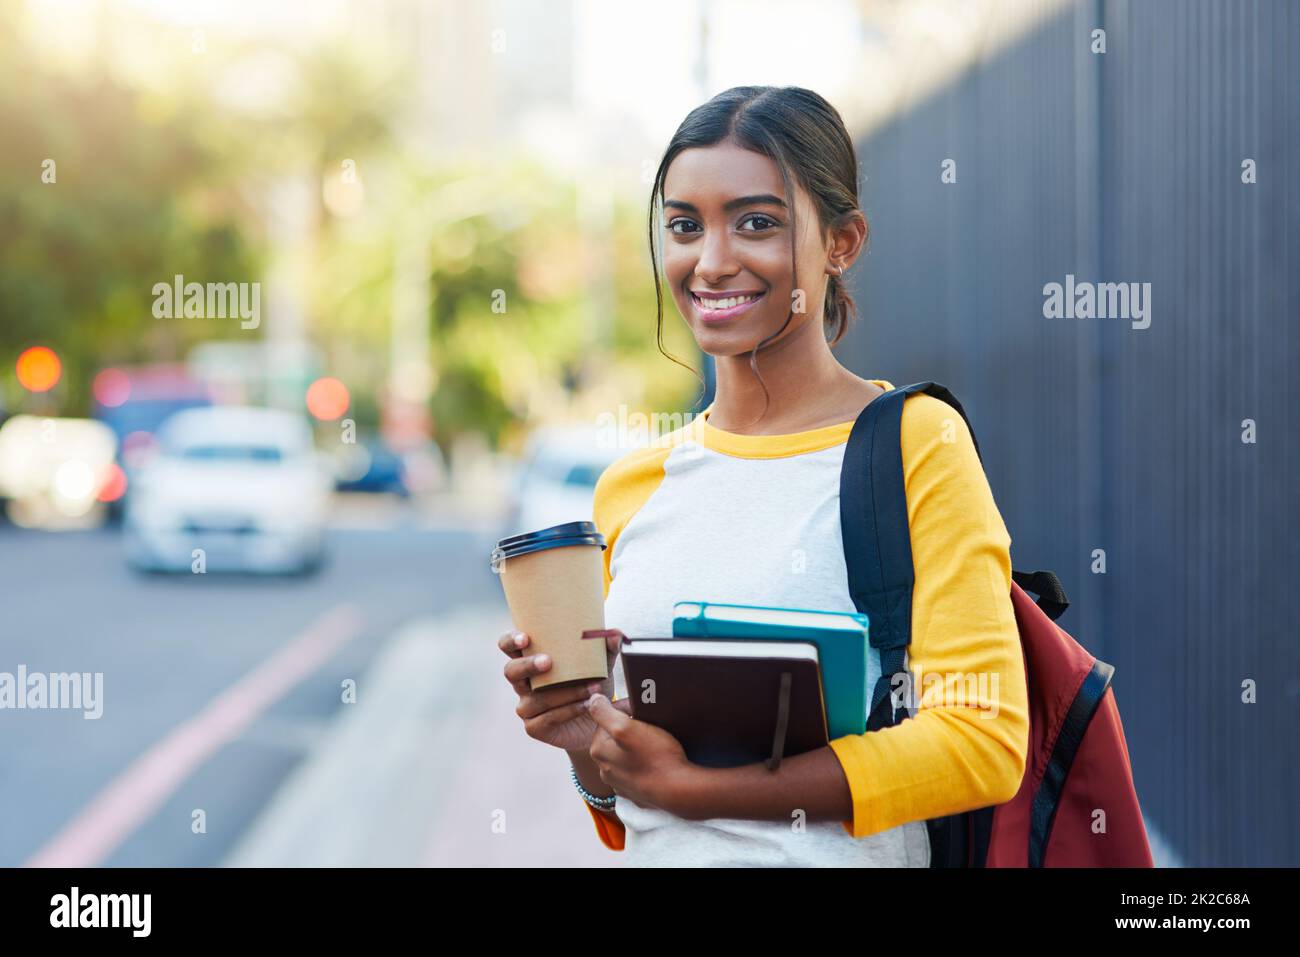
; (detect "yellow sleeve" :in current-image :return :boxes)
[590,442,672,599]
[827,393,1030,838]
[574,441,673,852]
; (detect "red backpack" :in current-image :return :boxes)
[839,381,1153,867]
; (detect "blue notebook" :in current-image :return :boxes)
[672,601,873,739]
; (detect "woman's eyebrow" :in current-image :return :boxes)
[663,193,788,213]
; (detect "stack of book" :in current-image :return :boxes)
[618,602,871,769]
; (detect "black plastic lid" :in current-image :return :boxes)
[491,520,606,571]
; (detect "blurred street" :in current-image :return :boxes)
[0,496,614,867]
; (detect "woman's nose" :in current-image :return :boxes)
[693,232,739,283]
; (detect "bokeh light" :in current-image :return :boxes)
[52,459,96,515]
[93,368,132,407]
[306,377,350,420]
[97,463,127,503]
[16,346,62,392]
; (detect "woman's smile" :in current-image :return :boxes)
[690,288,767,323]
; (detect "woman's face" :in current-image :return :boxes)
[660,140,834,357]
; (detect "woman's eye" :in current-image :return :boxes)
[666,215,777,236]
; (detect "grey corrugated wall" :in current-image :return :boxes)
[840,0,1298,865]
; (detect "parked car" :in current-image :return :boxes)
[503,425,630,537]
[124,406,331,575]
[332,440,409,496]
[0,416,118,528]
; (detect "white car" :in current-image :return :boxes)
[503,425,633,537]
[124,406,331,574]
[0,415,118,529]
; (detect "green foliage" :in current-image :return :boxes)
[0,12,263,414]
[0,8,700,440]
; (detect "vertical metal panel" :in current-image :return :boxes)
[842,0,1298,865]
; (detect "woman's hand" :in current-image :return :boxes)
[498,628,627,753]
[586,694,697,813]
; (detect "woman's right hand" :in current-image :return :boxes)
[499,628,626,753]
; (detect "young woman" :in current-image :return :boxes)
[499,86,1028,866]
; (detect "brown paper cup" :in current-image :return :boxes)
[493,522,608,690]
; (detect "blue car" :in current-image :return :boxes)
[333,441,410,496]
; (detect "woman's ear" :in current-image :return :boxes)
[827,210,869,274]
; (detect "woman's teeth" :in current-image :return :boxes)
[695,293,761,311]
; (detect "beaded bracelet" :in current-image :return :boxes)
[570,764,617,811]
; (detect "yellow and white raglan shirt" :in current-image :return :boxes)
[583,379,1029,866]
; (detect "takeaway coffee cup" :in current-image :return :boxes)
[491,521,610,691]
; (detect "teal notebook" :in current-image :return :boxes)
[672,601,871,739]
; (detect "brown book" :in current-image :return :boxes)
[619,637,829,769]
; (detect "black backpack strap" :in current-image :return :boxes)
[1011,569,1070,622]
[841,381,981,865]
[841,385,915,731]
[841,382,973,727]
[1028,658,1114,866]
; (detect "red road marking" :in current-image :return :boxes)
[24,603,365,868]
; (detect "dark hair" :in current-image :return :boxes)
[646,85,867,416]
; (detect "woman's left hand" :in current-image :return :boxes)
[586,693,696,814]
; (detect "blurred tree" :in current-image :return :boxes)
[0,8,262,414]
[0,5,699,444]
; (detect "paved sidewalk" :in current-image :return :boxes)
[223,606,621,867]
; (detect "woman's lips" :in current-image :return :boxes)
[690,290,766,322]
